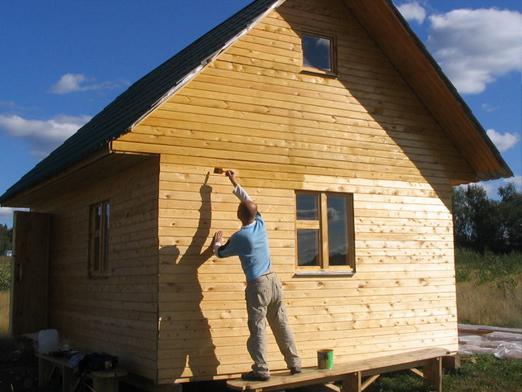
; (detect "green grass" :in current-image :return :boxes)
[0,256,11,291]
[455,249,522,288]
[364,355,522,392]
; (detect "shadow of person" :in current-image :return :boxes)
[159,173,220,381]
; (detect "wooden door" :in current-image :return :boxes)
[11,211,51,335]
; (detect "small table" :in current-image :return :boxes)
[36,353,80,392]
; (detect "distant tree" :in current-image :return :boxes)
[453,187,474,249]
[453,185,498,253]
[453,183,522,254]
[0,224,12,255]
[497,183,522,253]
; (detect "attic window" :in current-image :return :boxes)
[302,33,334,73]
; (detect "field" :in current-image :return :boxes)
[0,256,11,335]
[455,249,522,328]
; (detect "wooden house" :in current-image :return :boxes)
[0,0,512,387]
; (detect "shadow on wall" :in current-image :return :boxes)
[159,173,220,380]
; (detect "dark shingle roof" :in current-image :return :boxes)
[0,0,278,204]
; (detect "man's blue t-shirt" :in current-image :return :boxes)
[217,213,271,281]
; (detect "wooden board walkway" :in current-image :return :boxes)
[227,347,450,392]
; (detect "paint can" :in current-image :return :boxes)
[317,349,334,369]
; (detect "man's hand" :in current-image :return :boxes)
[213,231,223,246]
[225,170,238,187]
[212,231,223,256]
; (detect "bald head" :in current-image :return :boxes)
[237,200,257,225]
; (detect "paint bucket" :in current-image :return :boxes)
[317,349,334,369]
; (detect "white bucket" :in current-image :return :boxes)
[38,329,59,353]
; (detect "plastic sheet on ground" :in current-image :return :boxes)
[459,327,522,360]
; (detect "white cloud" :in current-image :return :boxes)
[0,207,14,220]
[481,103,499,113]
[428,8,522,94]
[51,73,86,94]
[486,129,520,152]
[397,2,427,24]
[51,73,123,94]
[0,114,91,156]
[506,176,522,188]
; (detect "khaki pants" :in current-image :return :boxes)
[245,272,301,375]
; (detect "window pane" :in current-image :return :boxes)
[93,236,100,271]
[95,205,102,230]
[105,203,110,228]
[297,229,320,266]
[296,193,319,220]
[103,203,110,272]
[327,195,348,265]
[303,35,332,71]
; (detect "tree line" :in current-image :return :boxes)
[453,183,522,254]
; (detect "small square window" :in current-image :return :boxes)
[302,34,333,72]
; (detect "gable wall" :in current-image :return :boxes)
[113,0,465,383]
[31,158,159,380]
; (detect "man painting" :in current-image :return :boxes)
[212,170,301,381]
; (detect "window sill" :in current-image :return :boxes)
[300,68,338,79]
[293,270,354,278]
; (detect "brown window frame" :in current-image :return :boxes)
[295,191,355,272]
[300,31,338,77]
[88,200,111,278]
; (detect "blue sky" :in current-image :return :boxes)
[0,0,521,227]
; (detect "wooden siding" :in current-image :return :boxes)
[112,0,464,383]
[31,157,159,380]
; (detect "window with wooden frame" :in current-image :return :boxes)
[301,32,336,75]
[88,201,110,277]
[295,192,355,271]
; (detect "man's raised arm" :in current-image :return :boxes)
[226,170,252,202]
